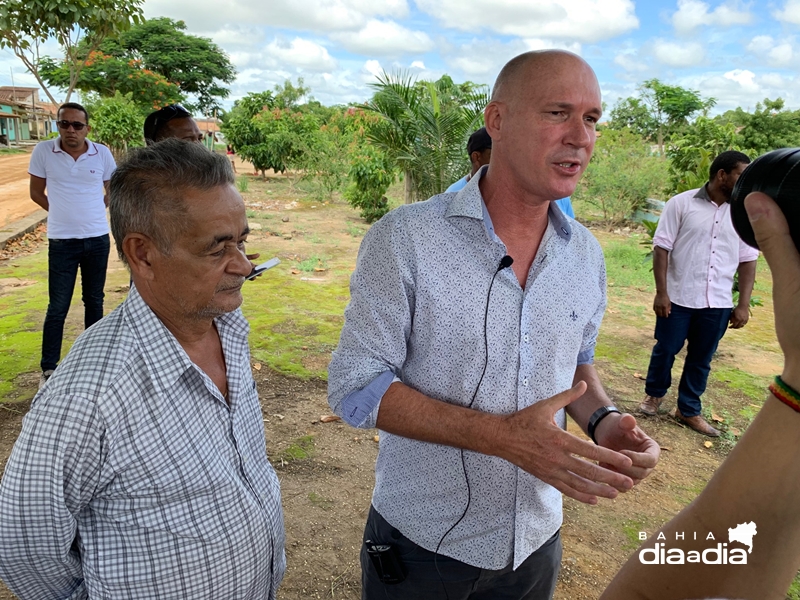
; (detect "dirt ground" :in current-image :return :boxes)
[0,186,784,599]
[0,153,37,228]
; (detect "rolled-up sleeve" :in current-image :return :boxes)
[327,214,416,428]
[652,196,681,252]
[0,394,105,600]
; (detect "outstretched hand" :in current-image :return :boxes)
[495,382,635,505]
[594,412,660,484]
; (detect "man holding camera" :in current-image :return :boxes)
[640,150,759,436]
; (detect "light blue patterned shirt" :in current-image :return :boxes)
[0,286,285,599]
[328,167,606,570]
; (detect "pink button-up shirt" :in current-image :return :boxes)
[652,185,759,309]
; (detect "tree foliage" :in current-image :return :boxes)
[0,0,143,104]
[608,79,715,153]
[82,91,143,158]
[39,18,235,113]
[40,51,183,110]
[573,129,668,224]
[737,98,800,155]
[361,72,489,203]
[221,89,320,178]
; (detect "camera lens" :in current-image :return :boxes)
[730,148,800,250]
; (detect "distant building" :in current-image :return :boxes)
[0,87,58,144]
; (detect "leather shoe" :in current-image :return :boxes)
[675,409,720,437]
[639,394,664,416]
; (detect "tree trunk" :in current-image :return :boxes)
[404,170,413,204]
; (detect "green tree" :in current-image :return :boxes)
[273,78,311,110]
[361,72,489,203]
[666,116,746,193]
[738,98,800,155]
[83,91,143,158]
[221,91,319,179]
[345,143,395,223]
[610,80,716,153]
[40,51,183,110]
[39,18,235,113]
[573,129,668,224]
[608,97,656,140]
[0,0,143,105]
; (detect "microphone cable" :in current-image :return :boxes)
[433,254,514,599]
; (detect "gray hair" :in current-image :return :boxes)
[109,139,235,265]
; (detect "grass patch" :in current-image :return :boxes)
[280,435,316,462]
[710,366,770,404]
[345,223,365,237]
[237,176,250,193]
[621,519,647,551]
[297,255,328,272]
[308,491,335,510]
[603,238,654,291]
[0,147,27,155]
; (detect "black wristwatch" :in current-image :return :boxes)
[587,406,621,444]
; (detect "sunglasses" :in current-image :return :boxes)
[57,120,87,131]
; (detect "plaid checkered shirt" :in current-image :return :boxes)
[0,286,285,599]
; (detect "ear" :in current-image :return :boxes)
[484,101,503,141]
[123,233,158,282]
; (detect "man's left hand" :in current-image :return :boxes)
[729,305,750,329]
[594,413,660,484]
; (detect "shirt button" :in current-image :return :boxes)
[522,378,529,387]
[523,335,530,343]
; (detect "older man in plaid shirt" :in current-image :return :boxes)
[0,140,285,599]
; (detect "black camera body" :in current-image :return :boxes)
[730,147,800,250]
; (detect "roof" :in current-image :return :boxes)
[195,118,221,133]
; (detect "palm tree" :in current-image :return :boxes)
[361,72,489,203]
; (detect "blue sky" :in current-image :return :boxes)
[2,0,800,116]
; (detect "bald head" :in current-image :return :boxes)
[482,50,602,205]
[491,50,598,105]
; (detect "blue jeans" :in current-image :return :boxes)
[41,235,109,372]
[644,303,732,417]
[361,507,561,600]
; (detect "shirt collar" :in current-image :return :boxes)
[445,165,572,241]
[53,138,98,156]
[694,184,711,202]
[122,285,250,398]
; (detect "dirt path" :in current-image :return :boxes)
[0,153,37,228]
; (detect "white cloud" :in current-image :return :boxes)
[442,38,580,82]
[143,0,409,33]
[681,69,800,113]
[747,35,796,67]
[671,0,752,34]
[410,60,426,69]
[210,25,266,48]
[415,0,638,43]
[774,0,800,24]
[614,50,649,73]
[330,19,434,56]
[265,38,338,71]
[363,60,383,78]
[652,39,706,67]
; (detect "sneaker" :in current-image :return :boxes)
[639,394,664,416]
[38,370,54,390]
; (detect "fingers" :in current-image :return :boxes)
[541,381,587,413]
[745,192,800,281]
[246,252,261,261]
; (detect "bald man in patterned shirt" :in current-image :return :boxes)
[329,51,660,600]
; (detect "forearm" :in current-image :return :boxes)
[652,247,669,293]
[601,392,800,600]
[375,381,503,455]
[566,363,614,433]
[736,260,757,307]
[30,190,48,211]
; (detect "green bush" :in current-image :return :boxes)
[344,145,395,223]
[574,129,668,224]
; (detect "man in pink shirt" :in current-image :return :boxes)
[639,151,758,437]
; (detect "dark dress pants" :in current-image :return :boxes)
[361,506,561,600]
[644,302,732,417]
[41,235,109,372]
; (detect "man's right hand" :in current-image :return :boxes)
[493,382,634,505]
[653,291,671,318]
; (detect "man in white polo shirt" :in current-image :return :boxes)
[29,102,116,386]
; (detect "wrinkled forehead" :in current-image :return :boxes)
[58,107,87,122]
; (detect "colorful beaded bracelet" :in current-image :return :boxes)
[769,376,800,413]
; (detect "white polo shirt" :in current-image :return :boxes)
[28,138,116,239]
